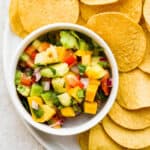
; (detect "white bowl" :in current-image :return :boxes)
[9,23,119,136]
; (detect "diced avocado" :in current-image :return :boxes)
[85,64,107,79]
[32,106,44,118]
[20,53,30,62]
[52,78,66,93]
[60,31,79,49]
[30,84,43,96]
[32,40,41,50]
[58,93,71,107]
[91,57,100,66]
[70,31,80,39]
[17,85,30,97]
[79,39,89,50]
[34,51,51,65]
[52,63,69,77]
[73,104,82,113]
[77,89,85,99]
[40,67,56,78]
[42,91,60,106]
[41,92,54,107]
[15,70,23,85]
[34,46,59,65]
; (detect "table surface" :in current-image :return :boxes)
[0,1,44,149]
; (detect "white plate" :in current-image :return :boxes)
[2,22,80,150]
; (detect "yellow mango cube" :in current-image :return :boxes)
[85,80,100,102]
[56,47,67,61]
[61,107,75,117]
[84,102,98,114]
[82,54,91,65]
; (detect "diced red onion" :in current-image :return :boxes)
[100,57,107,61]
[33,68,41,82]
[31,101,39,110]
[42,81,50,91]
[80,78,89,89]
[49,119,64,128]
[70,65,79,74]
[107,78,112,87]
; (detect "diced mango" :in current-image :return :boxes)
[75,50,92,56]
[68,86,82,103]
[84,102,98,114]
[28,96,43,106]
[36,105,56,123]
[56,47,67,61]
[85,65,107,79]
[82,54,91,65]
[61,107,75,117]
[28,97,56,122]
[85,80,100,102]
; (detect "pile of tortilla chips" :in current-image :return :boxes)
[9,0,150,149]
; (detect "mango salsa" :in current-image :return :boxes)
[84,102,98,114]
[15,30,112,128]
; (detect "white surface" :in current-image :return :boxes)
[0,1,43,149]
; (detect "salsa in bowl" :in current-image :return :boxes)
[11,23,118,135]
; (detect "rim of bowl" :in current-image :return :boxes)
[9,23,119,136]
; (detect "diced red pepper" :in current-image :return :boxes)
[64,54,77,66]
[101,73,110,96]
[21,74,33,86]
[30,51,38,60]
[25,46,37,60]
[25,46,36,56]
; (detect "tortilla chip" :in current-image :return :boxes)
[87,12,146,72]
[143,0,150,32]
[78,131,89,150]
[18,0,79,32]
[77,16,86,26]
[139,24,150,73]
[109,102,150,130]
[80,0,142,23]
[80,0,118,5]
[9,0,28,38]
[89,124,123,150]
[102,116,150,149]
[117,69,150,109]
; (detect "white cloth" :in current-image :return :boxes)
[0,1,44,149]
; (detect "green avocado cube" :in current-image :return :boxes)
[17,85,30,97]
[30,84,43,96]
[58,93,71,107]
[40,68,56,78]
[41,92,54,107]
[79,39,89,50]
[15,70,23,85]
[60,31,79,49]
